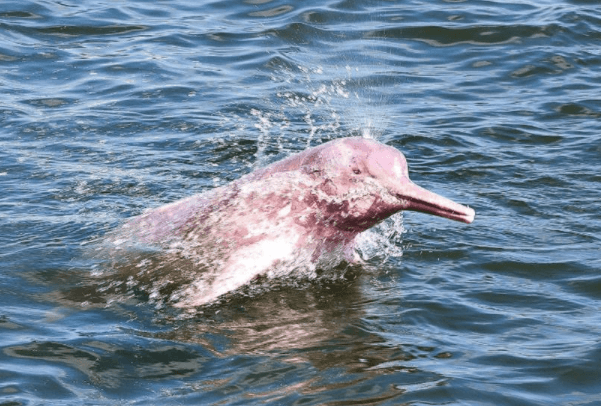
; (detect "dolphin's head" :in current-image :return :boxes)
[301,137,475,232]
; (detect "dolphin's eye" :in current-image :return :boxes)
[353,168,361,175]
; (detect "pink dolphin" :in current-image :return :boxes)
[120,137,474,306]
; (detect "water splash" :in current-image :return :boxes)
[355,212,405,264]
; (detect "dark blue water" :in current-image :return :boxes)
[2,0,601,404]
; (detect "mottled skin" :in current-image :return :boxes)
[121,137,475,306]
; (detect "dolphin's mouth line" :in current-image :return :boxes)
[397,194,475,224]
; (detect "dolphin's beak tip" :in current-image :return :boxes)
[464,207,475,224]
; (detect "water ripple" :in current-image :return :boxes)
[1,0,601,404]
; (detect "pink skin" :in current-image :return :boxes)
[121,137,474,306]
[126,136,474,249]
[252,136,474,227]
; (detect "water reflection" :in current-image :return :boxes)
[60,256,370,356]
[6,257,453,403]
[159,277,366,354]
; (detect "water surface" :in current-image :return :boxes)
[1,0,601,405]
